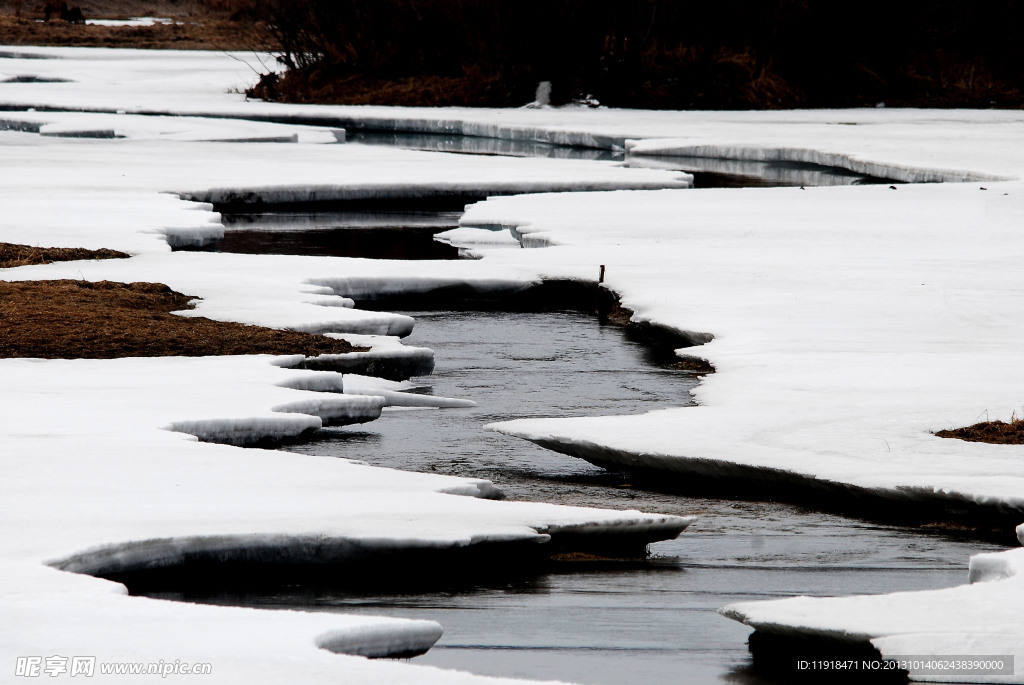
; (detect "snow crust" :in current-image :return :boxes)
[435,225,524,250]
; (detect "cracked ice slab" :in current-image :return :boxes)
[0,110,342,142]
[0,354,692,682]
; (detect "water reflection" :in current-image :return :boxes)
[625,155,893,187]
[347,130,898,187]
[178,210,466,259]
[348,131,624,161]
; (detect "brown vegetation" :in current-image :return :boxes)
[249,0,1024,109]
[0,0,274,50]
[669,357,716,375]
[6,0,1021,109]
[936,417,1024,446]
[0,280,365,359]
[0,242,128,269]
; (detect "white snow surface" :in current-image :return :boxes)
[84,17,180,27]
[3,46,1024,683]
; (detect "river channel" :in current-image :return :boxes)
[157,146,1001,684]
[151,307,1007,685]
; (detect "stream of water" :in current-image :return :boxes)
[152,308,1007,685]
[154,138,987,683]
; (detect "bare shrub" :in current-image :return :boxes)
[251,0,1024,109]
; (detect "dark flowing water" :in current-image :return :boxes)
[347,131,625,162]
[154,309,1007,685]
[178,210,466,259]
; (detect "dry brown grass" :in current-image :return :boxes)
[0,242,128,269]
[669,357,716,375]
[249,69,517,108]
[936,415,1024,445]
[0,280,365,359]
[0,5,275,51]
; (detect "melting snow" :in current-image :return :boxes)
[2,45,1024,683]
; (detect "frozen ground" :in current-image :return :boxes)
[1,47,1023,682]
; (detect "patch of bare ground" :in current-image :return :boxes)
[249,69,519,108]
[668,357,716,374]
[0,280,365,359]
[0,0,275,51]
[0,242,128,268]
[936,417,1024,445]
[599,296,715,374]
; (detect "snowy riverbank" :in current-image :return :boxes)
[2,46,1023,683]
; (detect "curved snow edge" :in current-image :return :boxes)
[489,425,1024,527]
[166,394,386,445]
[625,140,1010,184]
[47,515,694,580]
[315,621,444,659]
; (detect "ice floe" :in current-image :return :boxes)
[1,110,341,142]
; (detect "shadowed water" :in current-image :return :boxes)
[177,210,466,259]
